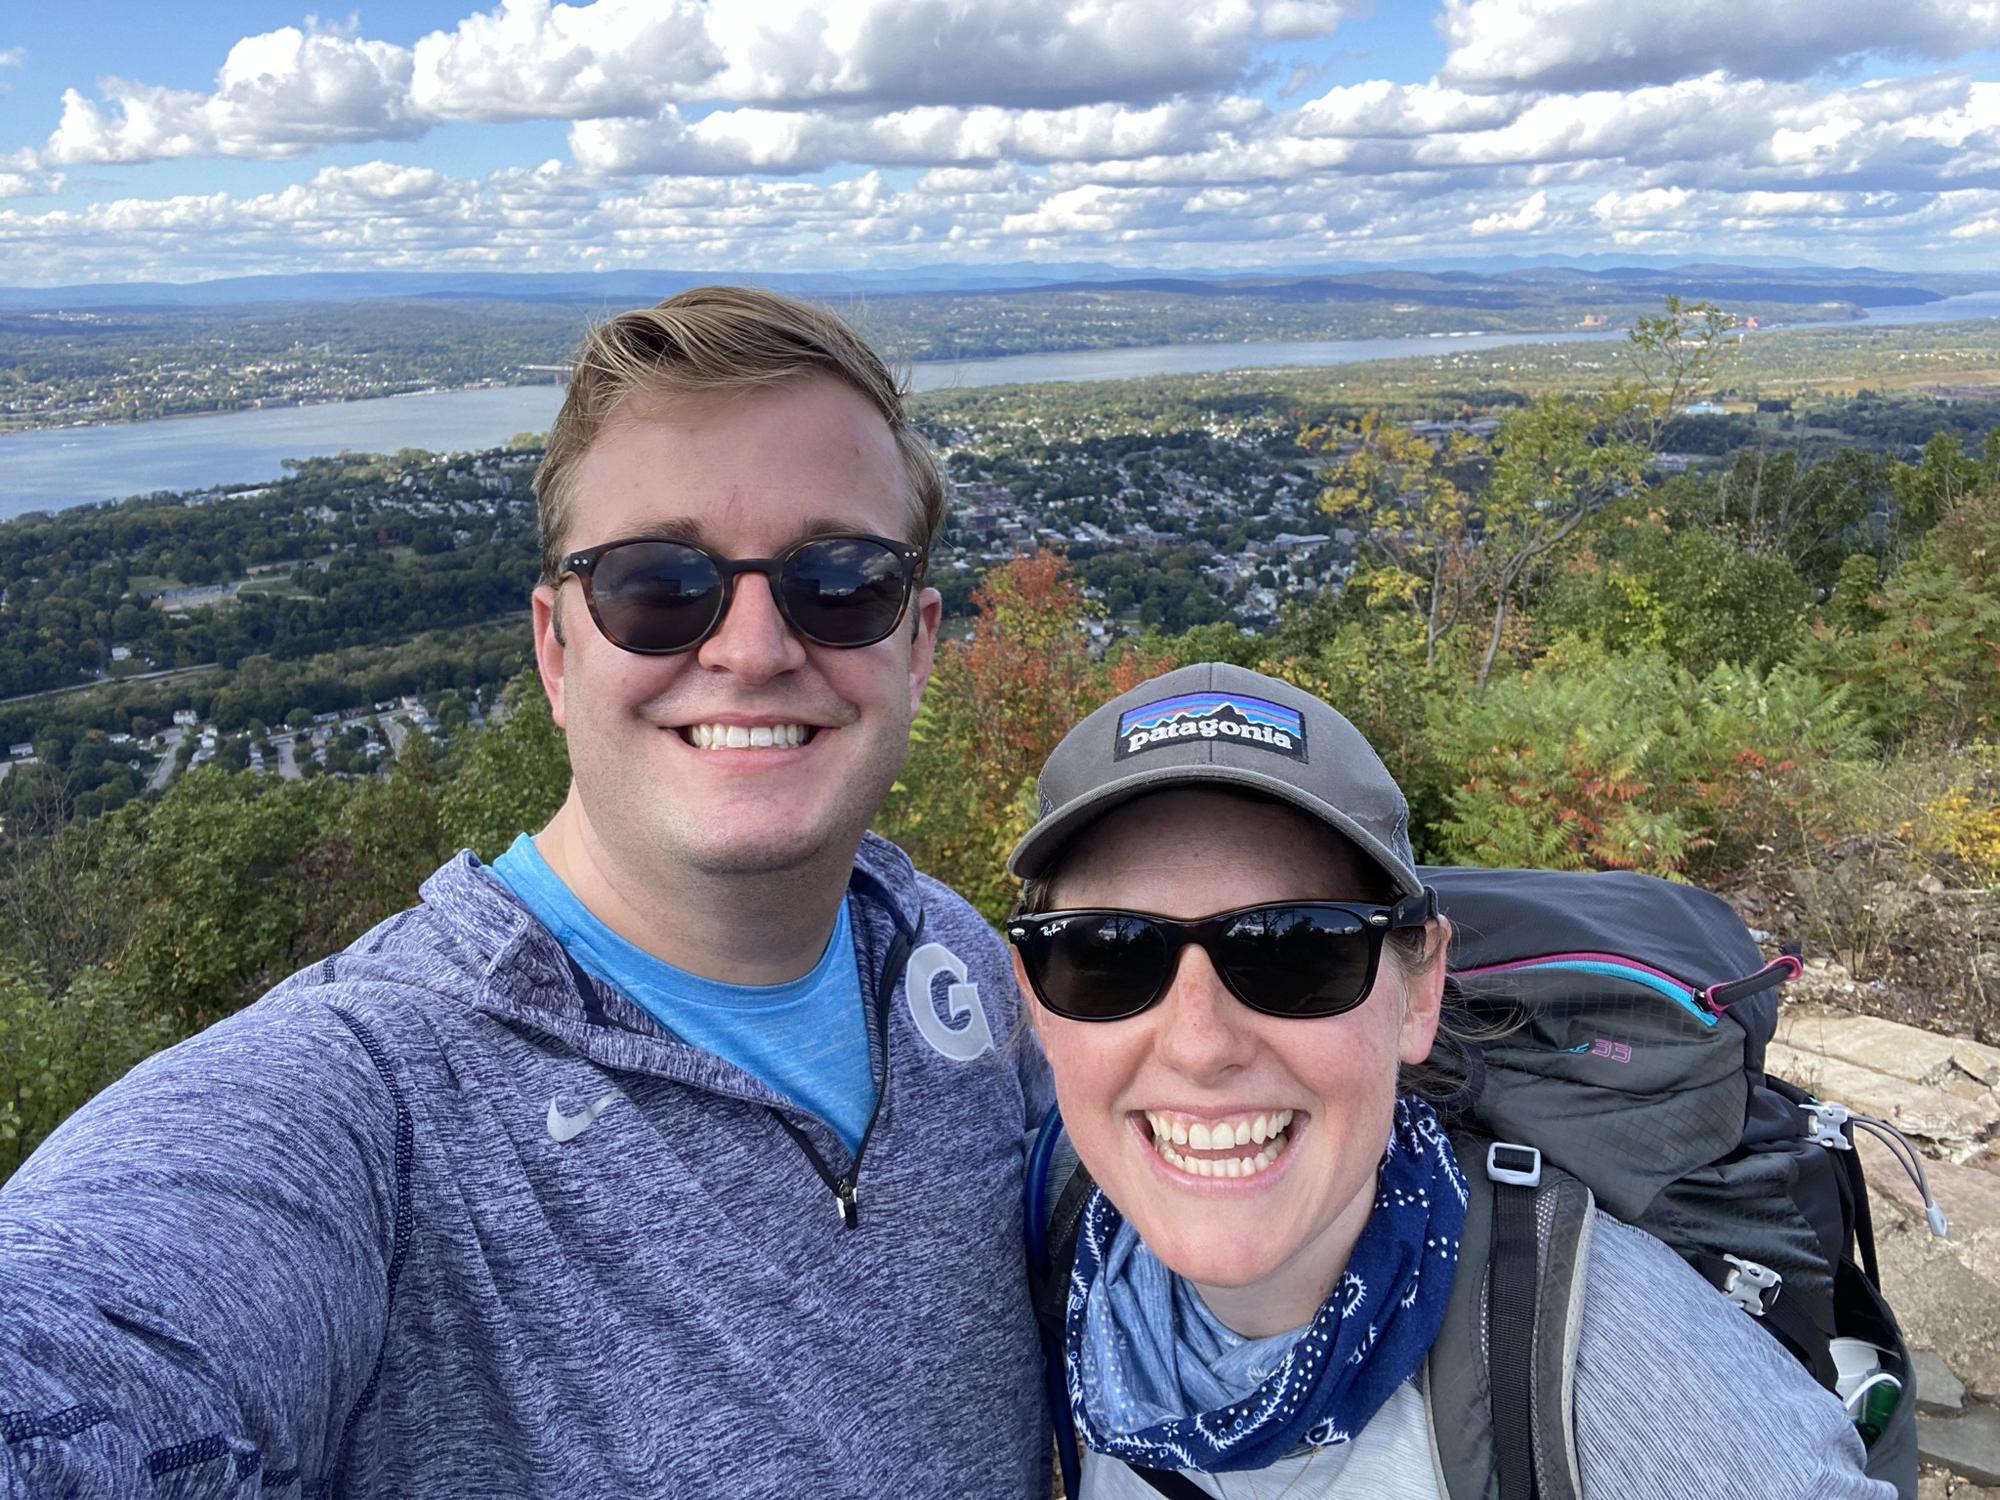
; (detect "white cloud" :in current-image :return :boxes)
[6,148,2000,283]
[0,48,25,71]
[26,0,1357,168]
[570,97,1262,176]
[1468,188,1547,233]
[410,0,717,121]
[1591,186,1694,224]
[1439,0,2000,91]
[1293,80,1519,139]
[40,21,417,165]
[5,0,2000,277]
[1730,190,1865,216]
[698,0,1349,109]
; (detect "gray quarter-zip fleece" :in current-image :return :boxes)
[0,835,1053,1498]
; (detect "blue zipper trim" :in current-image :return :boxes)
[1503,958,1719,1027]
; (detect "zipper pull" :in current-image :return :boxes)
[1703,954,1803,1013]
[835,1180,859,1230]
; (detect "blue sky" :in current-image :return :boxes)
[1,0,1996,286]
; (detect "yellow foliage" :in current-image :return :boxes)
[1902,786,2000,880]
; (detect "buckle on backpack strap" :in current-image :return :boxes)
[1720,1254,1783,1315]
[1486,1141,1543,1188]
[1800,1100,1854,1149]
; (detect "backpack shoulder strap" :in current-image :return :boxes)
[1026,1106,1090,1500]
[1429,1133,1594,1500]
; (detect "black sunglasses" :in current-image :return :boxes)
[1008,893,1436,1023]
[561,533,925,655]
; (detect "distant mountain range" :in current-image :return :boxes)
[1,259,1996,311]
[1007,266,1993,310]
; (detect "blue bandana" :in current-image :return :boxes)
[1066,1096,1467,1474]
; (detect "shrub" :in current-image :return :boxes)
[1898,744,2000,883]
[1431,650,1871,878]
[1539,519,1812,675]
[0,960,181,1180]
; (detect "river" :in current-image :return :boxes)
[6,292,2000,521]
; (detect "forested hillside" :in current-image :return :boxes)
[2,304,1997,1177]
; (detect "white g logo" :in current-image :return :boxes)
[904,942,995,1061]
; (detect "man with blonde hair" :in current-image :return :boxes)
[0,287,1052,1498]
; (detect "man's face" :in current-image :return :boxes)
[531,375,941,884]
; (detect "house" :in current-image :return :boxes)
[8,743,32,759]
[172,708,199,727]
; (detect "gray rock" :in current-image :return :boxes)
[1918,1465,2000,1498]
[1919,1350,1970,1415]
[1920,1406,2000,1488]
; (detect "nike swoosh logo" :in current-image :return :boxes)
[547,1089,624,1144]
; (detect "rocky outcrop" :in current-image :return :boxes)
[1769,1001,2000,1492]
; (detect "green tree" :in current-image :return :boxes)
[1817,485,2000,745]
[1682,447,1882,591]
[291,732,455,955]
[0,958,181,1179]
[1305,409,1480,669]
[1311,299,1734,690]
[0,774,136,991]
[1888,431,2000,554]
[439,670,570,861]
[105,768,345,1030]
[1540,518,1811,674]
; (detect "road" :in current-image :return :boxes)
[0,661,222,708]
[146,728,184,791]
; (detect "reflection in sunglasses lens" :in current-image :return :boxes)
[1220,907,1370,1015]
[596,542,722,651]
[1043,914,1167,1019]
[783,538,907,642]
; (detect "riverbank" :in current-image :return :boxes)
[6,294,2000,521]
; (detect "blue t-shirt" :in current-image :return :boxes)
[489,834,876,1153]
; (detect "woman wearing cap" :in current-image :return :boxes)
[1006,663,1891,1499]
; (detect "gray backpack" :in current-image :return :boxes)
[1028,866,1931,1499]
[1424,866,1921,1500]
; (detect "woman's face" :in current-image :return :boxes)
[1021,788,1443,1337]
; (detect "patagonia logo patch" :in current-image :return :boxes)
[1115,693,1307,762]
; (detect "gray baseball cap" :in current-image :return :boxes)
[1006,661,1423,898]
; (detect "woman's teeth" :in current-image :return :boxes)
[1144,1110,1294,1178]
[686,723,810,750]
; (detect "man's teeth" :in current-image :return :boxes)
[1144,1110,1295,1178]
[687,723,810,750]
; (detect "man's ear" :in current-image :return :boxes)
[907,586,944,720]
[530,583,569,728]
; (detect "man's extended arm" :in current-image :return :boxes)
[0,997,401,1496]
